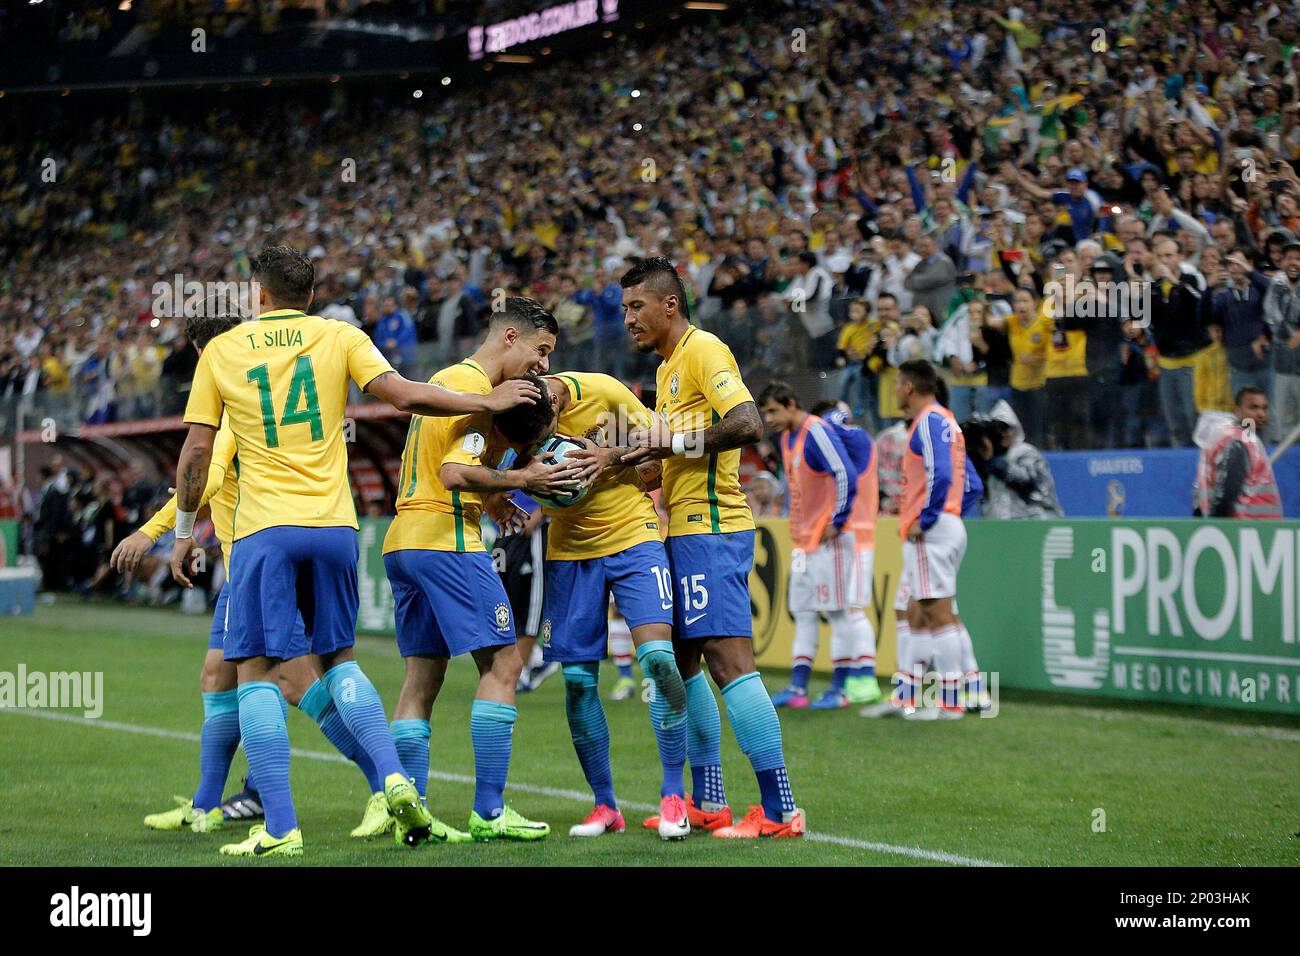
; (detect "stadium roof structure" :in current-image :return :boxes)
[0,0,738,95]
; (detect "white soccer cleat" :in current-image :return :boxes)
[902,706,940,721]
[859,700,900,719]
[568,804,625,837]
[657,794,691,841]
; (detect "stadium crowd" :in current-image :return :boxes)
[5,0,1300,590]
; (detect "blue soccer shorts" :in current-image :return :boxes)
[224,525,359,662]
[384,548,516,658]
[540,540,673,663]
[664,530,755,640]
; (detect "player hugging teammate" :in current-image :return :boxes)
[139,248,806,855]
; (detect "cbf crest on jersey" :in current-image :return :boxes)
[668,372,680,398]
[541,618,552,646]
[494,603,511,630]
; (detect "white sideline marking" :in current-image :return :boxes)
[1,708,1001,867]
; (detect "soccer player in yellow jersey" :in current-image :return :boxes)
[169,247,540,858]
[114,307,416,842]
[492,369,693,841]
[621,257,806,839]
[382,297,590,843]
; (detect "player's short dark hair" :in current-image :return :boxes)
[898,359,939,396]
[185,295,242,350]
[1235,385,1268,405]
[488,296,559,337]
[757,381,799,408]
[251,246,314,309]
[809,400,837,418]
[494,373,556,446]
[619,256,691,320]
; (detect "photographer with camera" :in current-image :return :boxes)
[963,402,1063,520]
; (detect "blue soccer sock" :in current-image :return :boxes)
[243,693,287,797]
[193,690,241,812]
[390,719,432,798]
[298,678,382,794]
[637,641,687,798]
[790,662,813,692]
[721,672,796,823]
[321,660,404,782]
[562,663,616,808]
[828,665,850,692]
[617,663,633,679]
[470,699,516,819]
[237,681,296,837]
[684,672,726,809]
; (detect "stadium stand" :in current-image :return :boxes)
[5,0,1300,594]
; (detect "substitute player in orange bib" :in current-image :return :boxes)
[894,359,968,719]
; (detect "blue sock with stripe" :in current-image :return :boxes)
[829,666,850,692]
[562,663,616,808]
[245,693,288,796]
[236,681,296,837]
[193,690,241,812]
[637,641,687,797]
[617,663,633,679]
[790,662,812,692]
[299,678,382,794]
[684,672,727,809]
[722,672,796,823]
[470,699,516,819]
[321,660,404,782]
[391,719,432,798]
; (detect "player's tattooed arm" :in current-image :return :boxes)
[700,401,764,453]
[441,458,585,496]
[627,400,763,460]
[365,372,541,416]
[170,423,218,588]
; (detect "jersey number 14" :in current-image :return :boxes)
[247,357,325,448]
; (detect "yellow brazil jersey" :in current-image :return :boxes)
[655,326,756,537]
[543,372,661,561]
[836,320,874,359]
[184,309,394,541]
[382,359,496,554]
[139,416,239,565]
[1008,312,1049,391]
[1040,299,1086,379]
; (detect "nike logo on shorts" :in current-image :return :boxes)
[685,612,707,626]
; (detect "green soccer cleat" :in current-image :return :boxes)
[191,806,225,833]
[610,676,637,701]
[845,675,883,705]
[218,824,303,858]
[144,796,220,832]
[383,773,433,843]
[350,791,395,839]
[395,812,474,847]
[469,805,551,842]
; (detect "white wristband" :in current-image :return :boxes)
[671,432,687,455]
[175,509,197,540]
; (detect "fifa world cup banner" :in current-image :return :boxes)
[960,519,1300,714]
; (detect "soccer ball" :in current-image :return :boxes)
[532,435,591,508]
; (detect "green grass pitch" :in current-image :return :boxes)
[1,603,1297,866]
